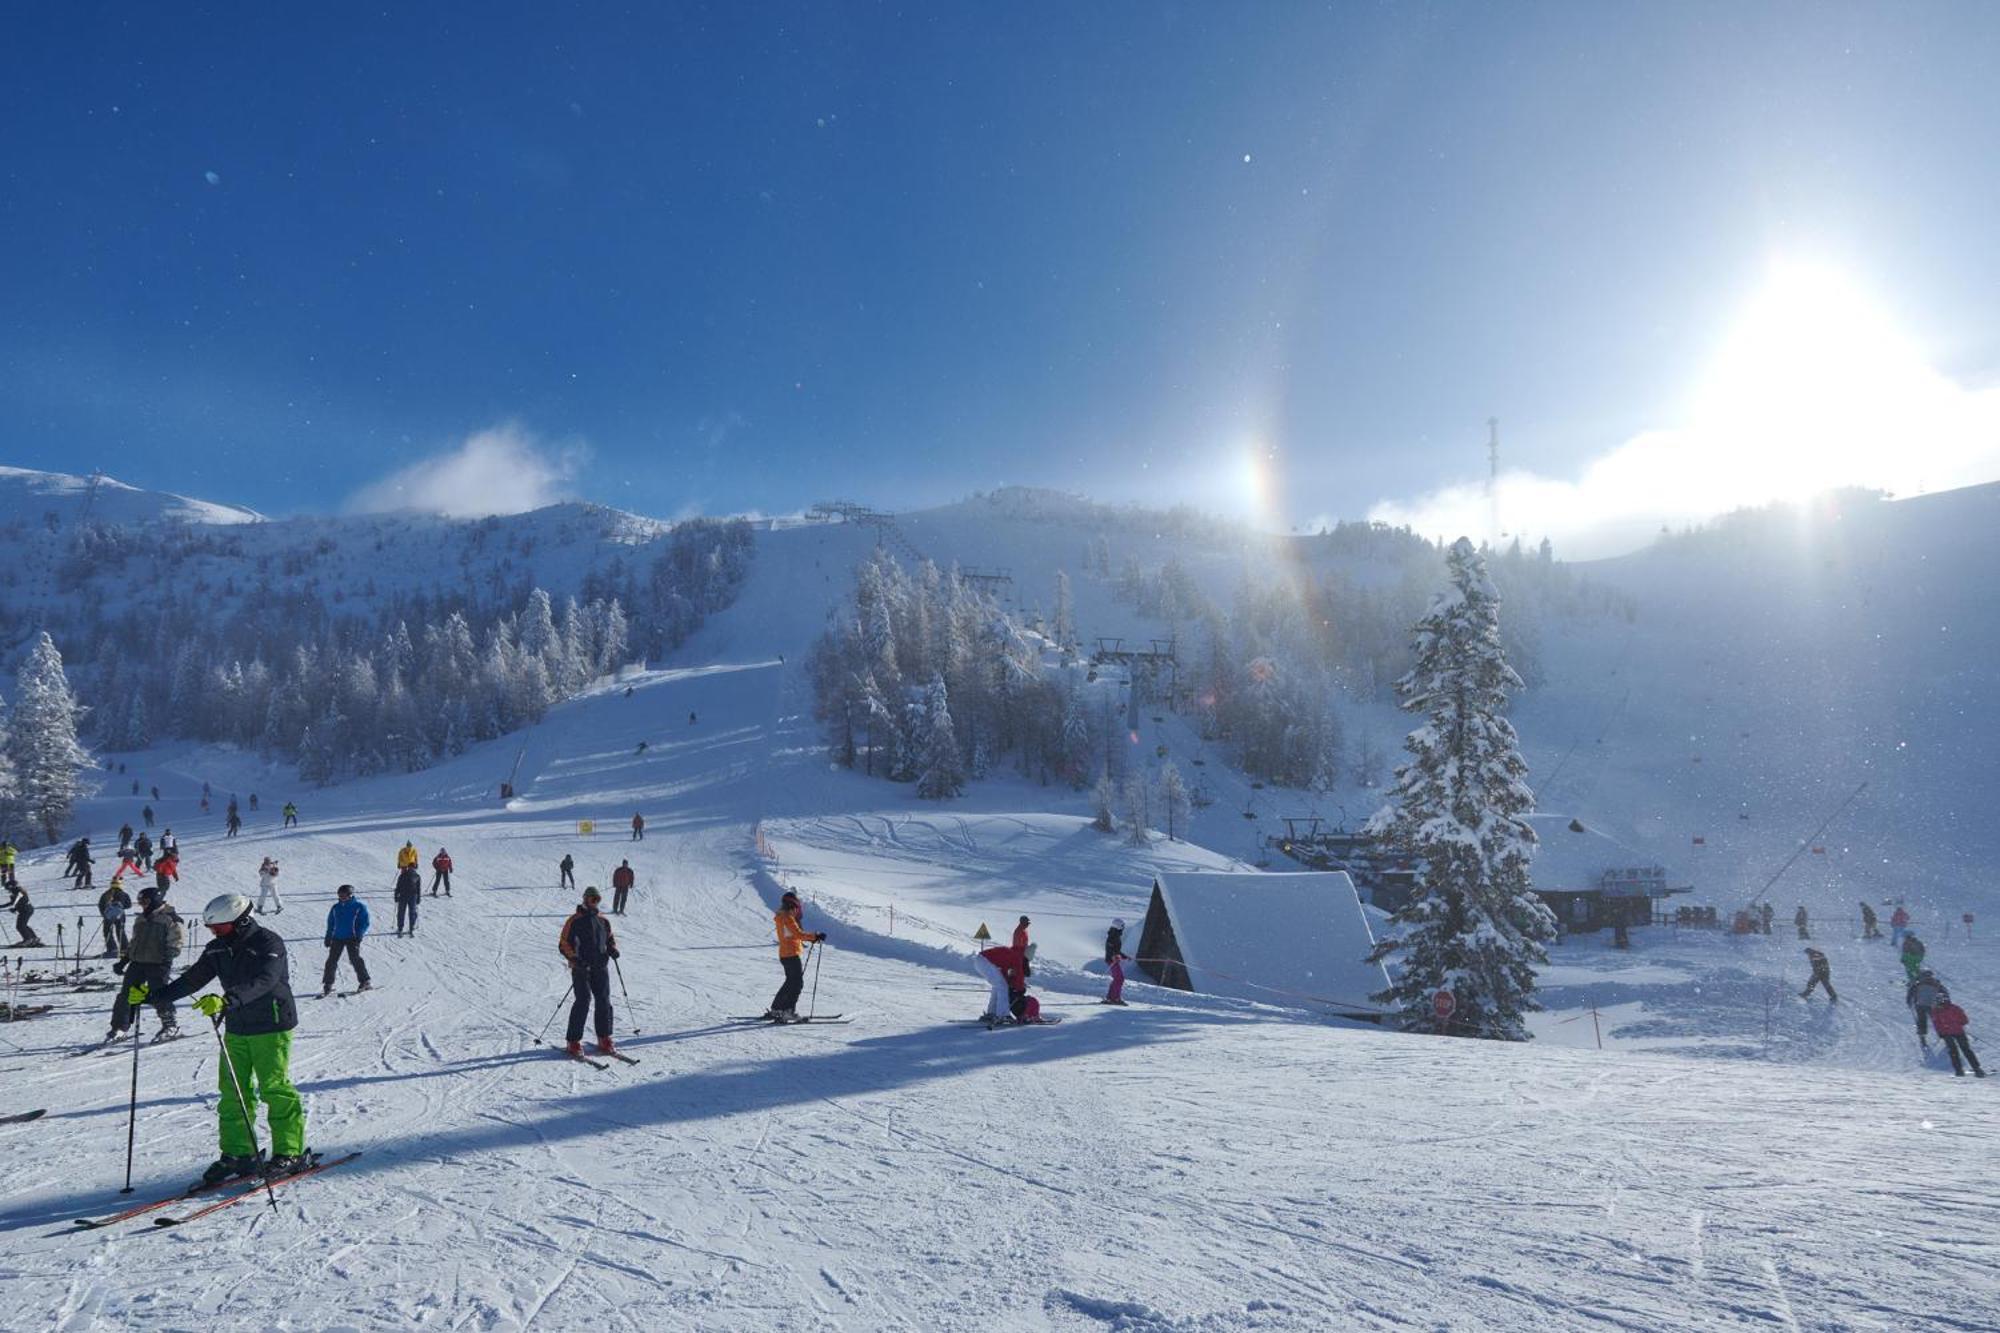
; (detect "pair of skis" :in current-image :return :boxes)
[549,1043,639,1070]
[71,1151,361,1230]
[727,1013,851,1026]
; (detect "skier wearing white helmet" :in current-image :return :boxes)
[126,892,311,1184]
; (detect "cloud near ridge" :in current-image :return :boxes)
[348,425,588,518]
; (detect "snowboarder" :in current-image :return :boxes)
[1930,1000,1985,1077]
[65,837,93,890]
[630,813,645,841]
[392,866,421,937]
[1103,918,1129,1005]
[559,853,576,890]
[1860,902,1881,939]
[1794,905,1810,940]
[558,887,619,1056]
[429,848,453,897]
[8,883,42,947]
[761,890,825,1022]
[134,830,153,871]
[142,804,155,827]
[1890,904,1911,945]
[1901,933,1928,982]
[153,851,179,896]
[225,810,242,838]
[321,885,373,996]
[109,886,183,1041]
[611,860,635,915]
[99,879,132,958]
[256,857,283,914]
[396,841,419,873]
[129,893,312,1182]
[282,801,298,828]
[1012,915,1031,953]
[974,943,1030,1026]
[1908,970,1949,1049]
[1800,947,1837,1002]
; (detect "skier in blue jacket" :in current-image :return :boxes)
[321,884,373,997]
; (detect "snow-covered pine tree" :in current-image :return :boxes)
[1091,771,1117,832]
[0,689,20,832]
[1159,760,1189,841]
[913,674,964,800]
[1122,772,1151,845]
[1364,537,1556,1041]
[1052,571,1076,654]
[11,632,91,843]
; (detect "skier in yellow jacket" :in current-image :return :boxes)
[395,841,419,872]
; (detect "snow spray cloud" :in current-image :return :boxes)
[1370,259,2000,559]
[348,425,589,518]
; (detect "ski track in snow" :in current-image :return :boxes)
[2,529,1998,1329]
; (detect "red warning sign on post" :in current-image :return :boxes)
[1433,990,1456,1022]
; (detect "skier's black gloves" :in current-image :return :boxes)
[110,960,126,975]
[814,933,828,942]
[609,947,619,959]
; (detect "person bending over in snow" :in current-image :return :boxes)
[1929,1000,1985,1077]
[558,887,620,1056]
[1800,948,1837,1002]
[974,943,1029,1027]
[761,891,825,1021]
[131,893,312,1183]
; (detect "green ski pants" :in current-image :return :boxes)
[218,1030,305,1157]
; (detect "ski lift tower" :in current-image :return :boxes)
[1486,418,1500,548]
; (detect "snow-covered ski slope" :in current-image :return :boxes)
[5,494,1999,1330]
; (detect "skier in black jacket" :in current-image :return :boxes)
[393,865,422,937]
[557,887,619,1057]
[131,894,310,1182]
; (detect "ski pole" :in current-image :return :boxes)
[120,1007,141,1194]
[536,989,570,1043]
[611,957,637,1034]
[209,1013,277,1210]
[807,941,824,1020]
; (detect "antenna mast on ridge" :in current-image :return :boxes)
[1486,418,1500,548]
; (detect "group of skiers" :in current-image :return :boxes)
[1796,907,1985,1078]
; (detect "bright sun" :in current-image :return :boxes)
[1688,259,1956,502]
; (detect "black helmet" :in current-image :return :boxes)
[781,890,800,906]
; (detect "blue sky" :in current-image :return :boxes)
[5,3,1999,541]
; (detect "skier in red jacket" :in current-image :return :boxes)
[430,849,453,897]
[1011,915,1031,953]
[974,945,1029,1027]
[1930,1001,1986,1078]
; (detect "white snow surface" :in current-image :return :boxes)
[2,503,1997,1330]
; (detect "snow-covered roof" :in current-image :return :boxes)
[1525,814,1675,894]
[1151,870,1387,1014]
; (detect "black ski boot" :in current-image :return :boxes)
[264,1151,316,1179]
[199,1154,262,1188]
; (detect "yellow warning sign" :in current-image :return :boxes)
[577,820,595,836]
[973,922,991,942]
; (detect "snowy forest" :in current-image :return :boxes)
[19,515,755,786]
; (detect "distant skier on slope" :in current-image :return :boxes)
[141,804,154,828]
[1908,970,1949,1050]
[153,850,179,896]
[558,887,619,1057]
[393,865,421,937]
[1930,1000,1986,1077]
[396,841,419,873]
[158,828,178,862]
[7,883,41,947]
[1012,915,1031,953]
[1860,902,1882,939]
[130,893,313,1183]
[66,838,93,890]
[630,813,645,841]
[611,860,635,915]
[559,853,576,891]
[225,810,242,838]
[322,885,373,996]
[99,879,132,957]
[118,823,134,853]
[256,857,283,914]
[1890,904,1911,945]
[1758,903,1774,936]
[1102,918,1129,1006]
[109,886,183,1043]
[134,830,153,871]
[1900,933,1928,983]
[1800,947,1837,1002]
[429,848,453,897]
[1794,905,1810,940]
[282,802,298,828]
[760,890,824,1022]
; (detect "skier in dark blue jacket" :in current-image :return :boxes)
[321,884,372,997]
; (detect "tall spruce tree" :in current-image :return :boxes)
[11,632,91,843]
[913,674,964,800]
[1364,538,1556,1040]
